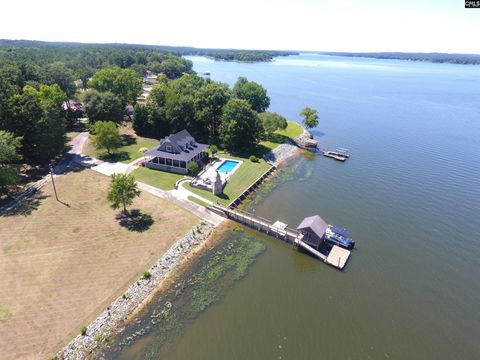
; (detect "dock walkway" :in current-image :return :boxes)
[211,204,350,270]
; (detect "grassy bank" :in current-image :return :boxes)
[251,121,304,157]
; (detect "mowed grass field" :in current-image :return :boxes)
[0,168,198,360]
[83,124,158,164]
[132,166,185,191]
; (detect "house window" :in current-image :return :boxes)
[166,145,172,152]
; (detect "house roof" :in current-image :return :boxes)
[145,129,208,162]
[297,215,328,238]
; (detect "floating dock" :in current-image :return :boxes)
[323,148,350,162]
[210,204,351,270]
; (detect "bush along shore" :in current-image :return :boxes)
[56,222,214,360]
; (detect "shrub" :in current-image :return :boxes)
[143,271,152,279]
[95,334,103,342]
[309,134,314,139]
[249,155,259,163]
[80,326,87,336]
[208,145,218,158]
[187,161,200,175]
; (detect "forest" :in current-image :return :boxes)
[0,39,298,63]
[0,40,291,196]
[321,51,480,65]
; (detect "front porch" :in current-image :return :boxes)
[144,151,208,174]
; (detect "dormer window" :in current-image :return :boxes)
[166,145,172,152]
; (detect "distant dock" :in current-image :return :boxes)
[323,148,350,162]
[210,204,352,270]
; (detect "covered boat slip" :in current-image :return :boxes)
[210,204,353,270]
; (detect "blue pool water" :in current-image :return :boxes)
[217,160,239,174]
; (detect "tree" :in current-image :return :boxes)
[44,62,76,98]
[82,89,124,124]
[5,84,67,163]
[300,107,319,129]
[187,161,199,176]
[194,82,231,141]
[233,76,270,113]
[259,112,288,139]
[107,173,140,215]
[0,131,22,194]
[89,66,142,106]
[91,121,123,154]
[209,145,218,158]
[157,57,192,79]
[219,99,263,152]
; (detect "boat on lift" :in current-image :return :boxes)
[324,225,355,250]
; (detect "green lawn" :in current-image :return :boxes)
[83,126,158,164]
[132,167,185,191]
[183,154,271,205]
[250,121,304,157]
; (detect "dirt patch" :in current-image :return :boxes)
[0,168,198,360]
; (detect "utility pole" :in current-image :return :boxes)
[50,164,59,201]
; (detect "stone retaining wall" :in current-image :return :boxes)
[56,222,213,360]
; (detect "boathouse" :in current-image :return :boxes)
[296,215,328,249]
[144,130,209,174]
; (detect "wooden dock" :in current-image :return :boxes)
[210,204,351,270]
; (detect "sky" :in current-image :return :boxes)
[1,0,479,53]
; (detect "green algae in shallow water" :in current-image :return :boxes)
[99,230,266,360]
[239,155,313,211]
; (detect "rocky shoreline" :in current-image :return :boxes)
[263,128,316,166]
[56,221,214,360]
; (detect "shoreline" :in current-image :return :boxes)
[56,128,313,359]
[263,126,314,167]
[56,221,219,360]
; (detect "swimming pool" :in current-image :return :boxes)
[217,160,239,174]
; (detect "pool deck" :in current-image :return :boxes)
[192,158,243,190]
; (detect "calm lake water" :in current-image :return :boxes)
[103,54,480,359]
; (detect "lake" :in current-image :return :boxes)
[102,54,480,359]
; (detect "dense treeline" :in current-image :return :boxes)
[322,51,480,65]
[0,39,297,63]
[0,42,192,194]
[0,40,295,195]
[175,48,297,62]
[0,40,193,85]
[133,75,277,152]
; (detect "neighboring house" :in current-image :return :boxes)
[143,71,160,85]
[144,130,209,174]
[296,215,328,249]
[62,101,84,112]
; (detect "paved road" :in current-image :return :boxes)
[2,131,225,226]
